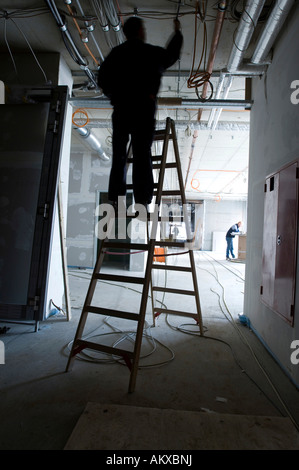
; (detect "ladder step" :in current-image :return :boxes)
[154,190,181,196]
[153,130,173,141]
[126,183,158,190]
[152,286,195,296]
[152,264,192,272]
[158,216,182,222]
[154,308,199,320]
[127,155,163,164]
[74,339,134,361]
[86,305,139,321]
[152,162,177,170]
[94,273,145,285]
[103,241,149,250]
[155,240,186,248]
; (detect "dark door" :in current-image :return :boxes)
[261,161,299,325]
[0,86,68,325]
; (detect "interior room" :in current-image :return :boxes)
[0,0,299,451]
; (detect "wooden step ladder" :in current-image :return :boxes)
[66,117,204,393]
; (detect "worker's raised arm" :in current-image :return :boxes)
[163,19,183,70]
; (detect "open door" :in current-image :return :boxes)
[0,86,68,329]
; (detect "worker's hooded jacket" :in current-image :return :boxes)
[226,224,240,238]
[97,30,183,107]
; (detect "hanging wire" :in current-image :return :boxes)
[1,9,49,83]
[187,0,214,101]
[3,17,18,79]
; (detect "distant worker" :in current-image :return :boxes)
[226,221,242,260]
[173,224,179,240]
[97,16,183,209]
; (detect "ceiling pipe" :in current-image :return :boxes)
[197,0,227,121]
[45,0,98,88]
[210,75,234,130]
[185,1,228,190]
[74,0,105,61]
[227,0,267,73]
[209,0,267,129]
[251,0,295,64]
[207,71,226,128]
[75,127,110,161]
[77,119,250,131]
[70,97,252,109]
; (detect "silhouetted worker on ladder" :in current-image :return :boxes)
[97,16,183,209]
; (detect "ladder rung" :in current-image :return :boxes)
[152,162,177,170]
[103,242,149,250]
[126,183,158,190]
[155,240,186,247]
[152,286,195,296]
[127,155,166,164]
[75,339,134,360]
[86,306,139,321]
[153,130,173,141]
[152,264,192,272]
[157,190,182,196]
[94,273,145,285]
[158,216,182,222]
[151,155,163,162]
[154,308,199,320]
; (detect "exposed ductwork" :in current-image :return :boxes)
[251,0,295,64]
[227,0,267,73]
[75,127,110,161]
[209,0,294,129]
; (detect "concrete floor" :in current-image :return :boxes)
[0,250,299,450]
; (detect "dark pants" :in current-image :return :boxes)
[108,101,156,204]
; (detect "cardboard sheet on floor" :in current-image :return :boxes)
[64,402,299,450]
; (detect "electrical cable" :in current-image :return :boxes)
[3,17,18,79]
[67,270,174,368]
[1,11,49,83]
[45,0,98,88]
[194,251,299,432]
[67,249,299,430]
[65,2,100,66]
[187,0,214,101]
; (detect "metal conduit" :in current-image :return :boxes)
[75,127,110,161]
[251,0,295,64]
[74,0,105,61]
[227,0,267,72]
[45,0,98,88]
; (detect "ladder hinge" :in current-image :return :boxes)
[260,285,263,295]
[29,296,40,311]
[55,100,62,114]
[38,203,50,219]
[53,119,59,133]
[49,120,59,134]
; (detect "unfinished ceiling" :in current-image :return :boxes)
[0,0,295,200]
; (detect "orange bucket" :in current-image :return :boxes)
[153,248,165,263]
